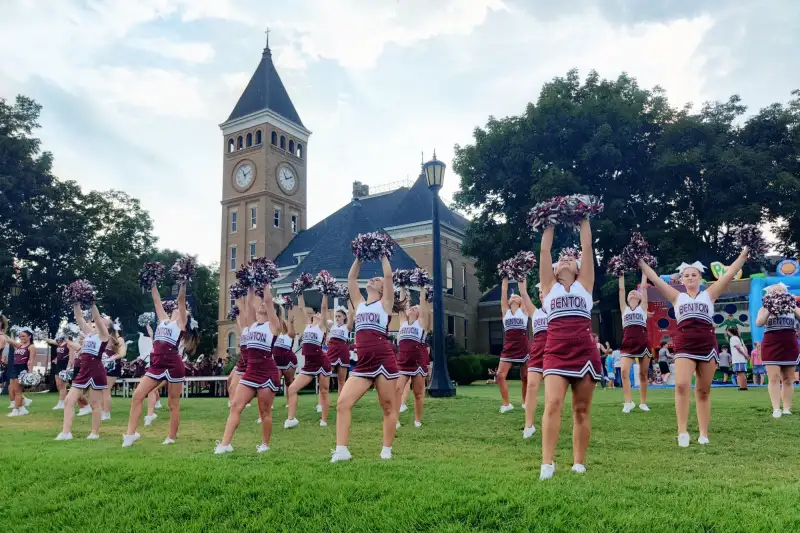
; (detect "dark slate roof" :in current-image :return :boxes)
[479,281,519,303]
[226,46,304,127]
[281,199,418,281]
[274,175,468,269]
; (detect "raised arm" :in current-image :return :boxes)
[500,278,510,315]
[539,226,555,294]
[576,219,595,290]
[286,308,297,338]
[176,283,188,330]
[74,303,93,335]
[346,299,355,332]
[380,256,394,315]
[518,279,536,316]
[639,271,648,310]
[419,287,431,331]
[707,249,749,303]
[151,284,168,323]
[92,304,110,342]
[320,295,329,333]
[262,284,281,335]
[639,260,680,305]
[297,294,310,327]
[145,323,153,338]
[398,287,409,324]
[114,338,128,360]
[618,275,627,312]
[348,258,364,306]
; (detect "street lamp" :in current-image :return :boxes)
[423,151,455,398]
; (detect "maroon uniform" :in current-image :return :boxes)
[55,343,70,370]
[672,291,717,362]
[299,325,331,376]
[145,320,186,383]
[350,300,398,380]
[500,308,530,364]
[239,322,280,391]
[327,324,350,367]
[397,319,428,376]
[621,306,650,358]
[761,313,800,366]
[72,334,109,390]
[526,308,548,374]
[235,327,249,376]
[272,333,297,370]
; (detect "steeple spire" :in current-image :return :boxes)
[264,28,271,56]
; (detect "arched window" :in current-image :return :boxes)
[462,265,467,299]
[237,136,243,150]
[255,130,262,144]
[246,133,252,147]
[297,144,303,158]
[271,131,277,145]
[227,331,235,348]
[227,138,234,153]
[446,260,454,295]
[280,135,286,150]
[289,140,295,154]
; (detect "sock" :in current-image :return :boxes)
[336,445,349,454]
[381,446,392,454]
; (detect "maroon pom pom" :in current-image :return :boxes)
[527,194,604,232]
[615,233,658,273]
[250,257,280,286]
[558,247,580,264]
[763,292,796,315]
[170,256,197,284]
[409,268,431,287]
[162,299,178,315]
[63,280,96,307]
[227,305,239,321]
[229,282,248,300]
[351,232,395,262]
[314,270,338,295]
[424,285,433,302]
[393,269,413,288]
[607,255,627,277]
[734,225,767,261]
[497,251,536,281]
[291,273,314,295]
[139,262,165,290]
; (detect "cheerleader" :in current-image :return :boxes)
[122,282,198,447]
[618,273,651,413]
[142,323,163,426]
[45,334,72,410]
[394,287,430,428]
[497,277,532,413]
[331,255,398,462]
[639,250,748,447]
[3,324,36,417]
[756,283,800,418]
[272,305,298,392]
[523,283,547,439]
[214,283,281,454]
[55,303,113,439]
[328,302,353,397]
[228,290,254,409]
[285,292,331,428]
[101,321,126,420]
[539,220,602,480]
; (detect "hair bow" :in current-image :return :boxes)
[534,283,541,289]
[19,326,34,336]
[189,317,199,331]
[676,261,706,273]
[112,318,122,332]
[764,282,789,293]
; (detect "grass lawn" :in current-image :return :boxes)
[2,384,800,532]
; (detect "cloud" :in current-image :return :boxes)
[128,37,216,63]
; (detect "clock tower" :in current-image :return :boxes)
[217,39,311,356]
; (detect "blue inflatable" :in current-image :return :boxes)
[748,277,800,343]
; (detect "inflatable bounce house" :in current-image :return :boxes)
[749,259,800,344]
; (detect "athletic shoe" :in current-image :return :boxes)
[499,404,514,413]
[87,433,100,440]
[319,420,328,427]
[256,418,262,424]
[773,408,783,419]
[101,412,110,421]
[521,403,526,409]
[782,409,792,415]
[24,398,32,407]
[380,447,392,460]
[414,420,422,428]
[677,433,690,448]
[316,404,322,413]
[399,404,408,413]
[163,438,176,445]
[55,432,73,441]
[638,404,650,412]
[256,443,269,453]
[214,441,233,455]
[144,415,155,426]
[622,402,635,414]
[284,418,299,429]
[330,448,352,463]
[7,401,13,409]
[396,422,401,430]
[697,435,710,445]
[77,406,92,417]
[522,426,536,439]
[155,401,162,410]
[571,464,586,474]
[17,407,28,416]
[7,409,19,417]
[52,401,65,410]
[539,463,555,480]
[122,433,141,448]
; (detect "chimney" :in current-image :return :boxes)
[352,181,369,199]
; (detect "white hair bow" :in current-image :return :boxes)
[676,261,706,273]
[764,282,789,293]
[19,326,34,335]
[534,283,541,289]
[189,317,199,331]
[112,318,122,332]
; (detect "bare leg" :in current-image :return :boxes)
[400,378,412,406]
[147,390,157,417]
[521,366,528,404]
[395,375,411,418]
[257,388,275,444]
[524,371,542,429]
[571,375,596,465]
[220,385,257,446]
[374,376,397,447]
[11,380,22,408]
[673,358,697,434]
[541,375,569,465]
[125,377,160,435]
[319,375,331,423]
[411,374,426,423]
[639,356,650,404]
[621,357,634,404]
[56,377,67,401]
[77,390,89,408]
[694,360,716,438]
[166,382,182,440]
[228,373,240,404]
[89,389,103,434]
[287,374,313,420]
[337,366,348,393]
[104,376,116,415]
[496,361,512,406]
[767,365,782,410]
[61,387,83,434]
[781,367,794,411]
[335,376,373,446]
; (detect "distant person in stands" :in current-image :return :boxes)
[750,342,765,386]
[727,327,748,391]
[657,342,672,384]
[604,351,615,389]
[718,346,732,384]
[612,347,623,388]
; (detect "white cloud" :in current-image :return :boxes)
[128,37,216,63]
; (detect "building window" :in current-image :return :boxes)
[289,140,295,154]
[447,315,455,336]
[255,130,262,144]
[462,265,467,299]
[229,291,236,311]
[291,214,298,234]
[271,131,277,145]
[227,331,235,348]
[230,210,238,233]
[280,135,286,150]
[273,208,281,228]
[297,144,303,158]
[246,133,252,147]
[230,246,237,270]
[250,206,257,229]
[227,138,234,153]
[249,242,257,261]
[489,321,504,355]
[237,136,243,150]
[463,319,468,350]
[446,260,453,295]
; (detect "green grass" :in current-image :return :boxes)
[2,385,800,532]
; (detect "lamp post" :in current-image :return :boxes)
[423,152,455,398]
[3,282,21,396]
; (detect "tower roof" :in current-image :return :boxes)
[226,44,304,127]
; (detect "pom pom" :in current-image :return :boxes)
[137,312,155,328]
[497,251,537,281]
[103,356,116,372]
[527,194,604,232]
[63,279,96,307]
[162,300,178,315]
[58,369,73,382]
[229,282,248,301]
[763,291,796,316]
[606,255,627,277]
[235,264,252,287]
[291,273,314,295]
[351,232,394,262]
[612,233,658,274]
[32,328,47,342]
[314,270,338,295]
[558,247,581,264]
[734,225,767,261]
[19,370,42,387]
[393,287,408,314]
[250,257,280,286]
[392,269,413,288]
[9,325,20,338]
[276,295,294,310]
[138,261,165,290]
[424,285,433,302]
[409,268,431,287]
[170,255,197,284]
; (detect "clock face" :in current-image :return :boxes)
[235,164,253,190]
[278,167,297,193]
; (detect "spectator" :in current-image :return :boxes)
[728,326,749,390]
[718,345,732,384]
[612,347,623,387]
[486,367,497,385]
[604,352,615,389]
[751,341,765,386]
[658,341,672,385]
[595,335,610,387]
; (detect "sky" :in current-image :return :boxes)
[1,0,798,265]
